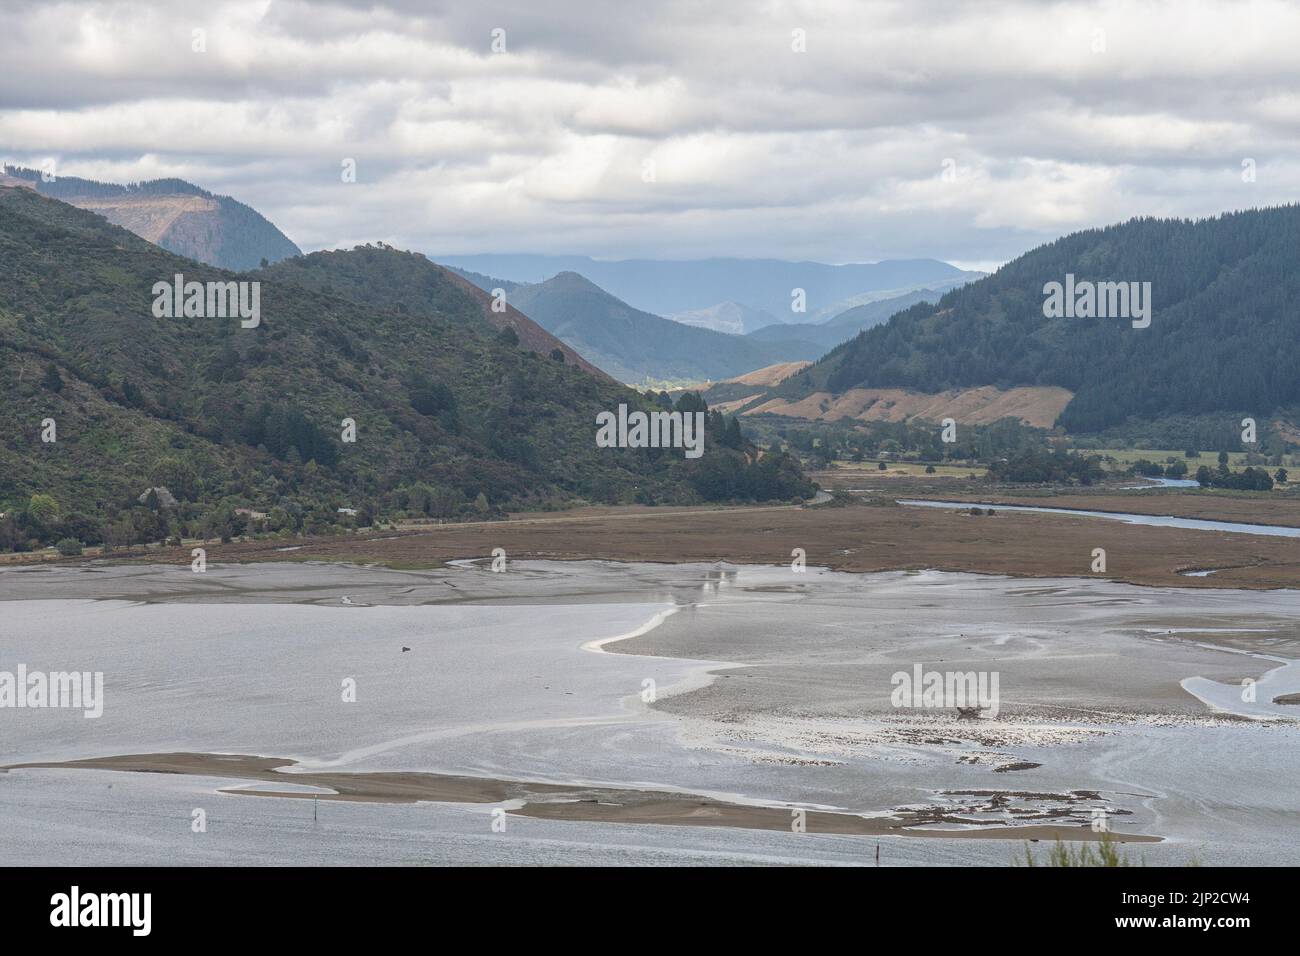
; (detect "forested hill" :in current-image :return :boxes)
[0,186,811,552]
[793,205,1300,432]
[260,245,611,380]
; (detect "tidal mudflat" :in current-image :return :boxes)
[2,560,1297,865]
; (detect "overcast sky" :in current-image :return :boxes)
[1,0,1297,269]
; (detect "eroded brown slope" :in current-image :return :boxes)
[748,385,1073,428]
[71,194,218,245]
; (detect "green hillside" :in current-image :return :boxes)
[794,206,1300,433]
[0,187,811,552]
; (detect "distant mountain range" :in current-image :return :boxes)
[449,267,982,385]
[2,166,300,271]
[745,280,972,353]
[478,271,812,384]
[667,300,780,335]
[433,252,983,322]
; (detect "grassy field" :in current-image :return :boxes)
[823,449,1288,476]
[825,460,989,479]
[1085,447,1287,469]
[819,448,1284,480]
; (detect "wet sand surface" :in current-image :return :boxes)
[2,561,1298,864]
[7,752,1145,842]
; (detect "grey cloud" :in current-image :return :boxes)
[1,0,1297,266]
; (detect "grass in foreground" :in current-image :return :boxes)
[1021,836,1134,867]
[1020,835,1202,867]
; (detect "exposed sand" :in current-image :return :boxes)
[3,752,1156,843]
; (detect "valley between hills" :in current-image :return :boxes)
[6,166,1300,870]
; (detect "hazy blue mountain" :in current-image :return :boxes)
[746,283,972,353]
[667,300,783,334]
[448,266,521,295]
[499,271,818,384]
[432,253,982,319]
[807,275,984,325]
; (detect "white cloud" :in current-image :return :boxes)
[1,0,1297,266]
